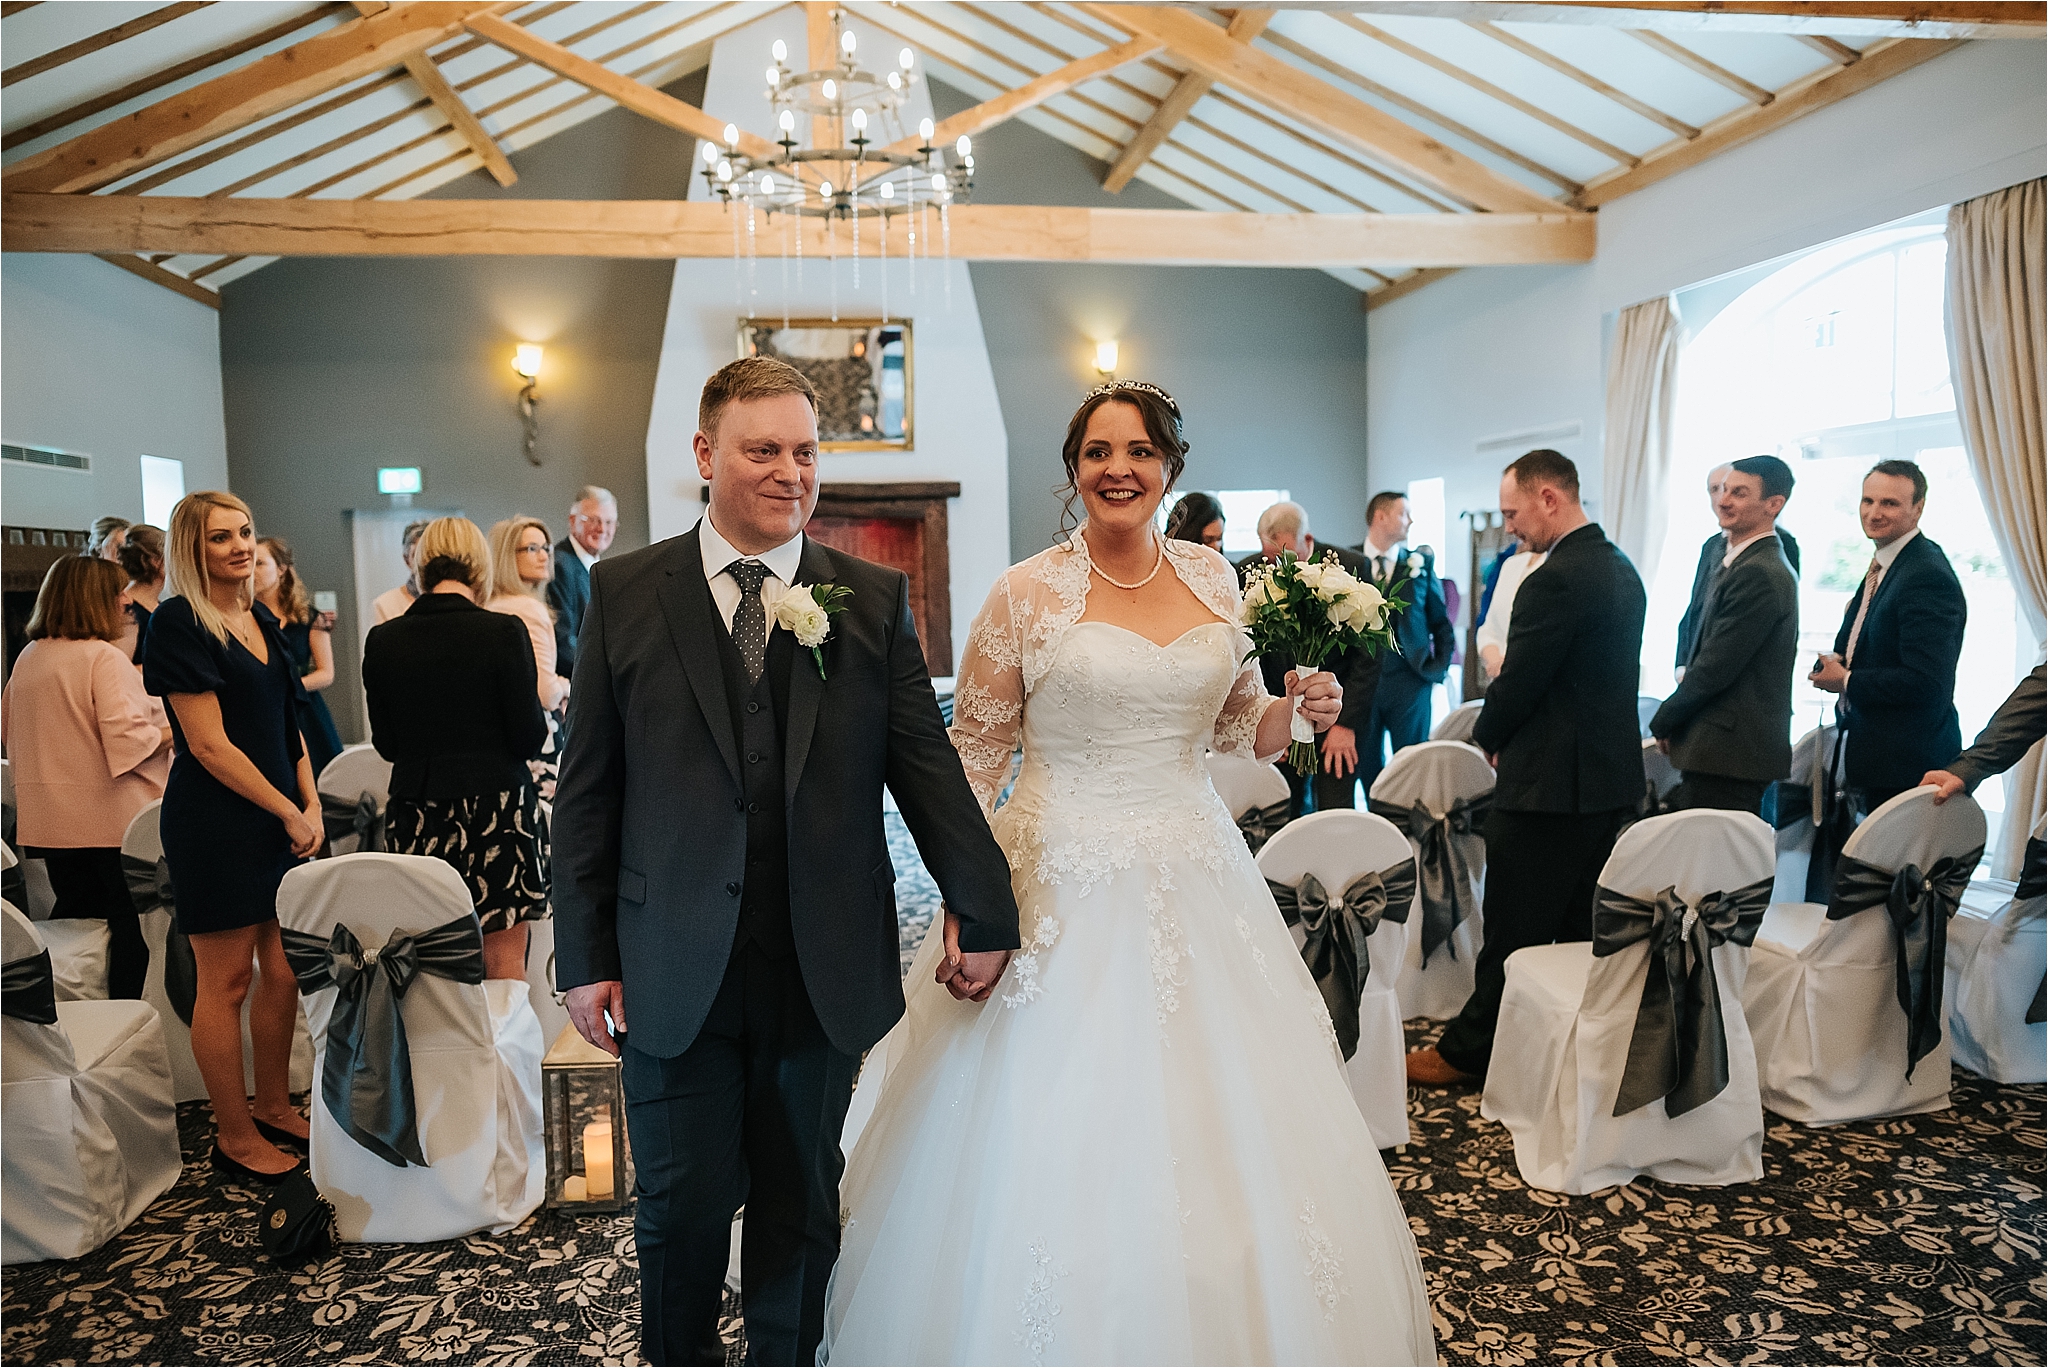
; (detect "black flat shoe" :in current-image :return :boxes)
[253,1117,308,1150]
[210,1145,303,1186]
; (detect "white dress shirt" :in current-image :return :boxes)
[699,516,805,634]
[1869,525,1920,576]
[572,540,600,572]
[1364,538,1403,581]
[1722,528,1779,568]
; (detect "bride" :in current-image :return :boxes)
[821,382,1435,1366]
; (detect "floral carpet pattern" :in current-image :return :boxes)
[4,818,2041,1366]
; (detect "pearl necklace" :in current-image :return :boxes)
[1088,531,1166,591]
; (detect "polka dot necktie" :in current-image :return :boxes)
[727,559,769,684]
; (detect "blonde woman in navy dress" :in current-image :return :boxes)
[145,491,320,1184]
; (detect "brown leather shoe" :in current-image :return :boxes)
[1405,1047,1479,1086]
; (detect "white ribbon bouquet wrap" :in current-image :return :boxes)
[1239,552,1404,775]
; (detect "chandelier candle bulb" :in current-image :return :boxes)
[822,78,836,102]
[723,123,738,149]
[772,38,786,63]
[887,72,900,91]
[851,108,867,133]
[767,66,780,88]
[841,28,856,57]
[778,109,795,134]
[702,142,718,165]
[919,117,934,144]
[900,46,914,70]
[956,135,972,158]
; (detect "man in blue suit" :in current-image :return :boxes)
[548,484,617,686]
[1359,491,1456,791]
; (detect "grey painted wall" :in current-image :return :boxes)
[928,82,1376,558]
[219,72,707,741]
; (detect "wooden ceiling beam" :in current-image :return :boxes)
[1629,30,1776,103]
[1078,3,1559,214]
[1331,3,2041,40]
[881,35,1165,158]
[1,2,513,195]
[1,3,44,18]
[2,2,211,88]
[1102,8,1271,193]
[1467,21,1699,139]
[3,194,1597,267]
[353,0,514,185]
[93,252,219,308]
[1365,267,1460,312]
[1796,33,1865,63]
[1579,36,1960,205]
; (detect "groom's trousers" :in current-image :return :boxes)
[623,942,860,1367]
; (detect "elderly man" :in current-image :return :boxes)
[1235,501,1381,817]
[550,485,618,683]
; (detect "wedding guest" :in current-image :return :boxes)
[363,517,549,980]
[549,485,617,683]
[1676,462,1801,676]
[1925,664,2045,805]
[0,557,171,1000]
[1164,490,1226,550]
[116,523,166,663]
[146,491,319,1182]
[86,515,129,563]
[1359,491,1455,789]
[1809,459,1966,812]
[1409,450,1645,1086]
[1649,456,1800,814]
[370,519,429,625]
[254,536,342,781]
[488,516,569,804]
[1235,501,1380,815]
[1474,545,1545,681]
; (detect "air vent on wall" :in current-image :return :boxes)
[1475,421,1583,455]
[2,442,91,472]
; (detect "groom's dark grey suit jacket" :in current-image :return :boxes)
[552,526,1019,1059]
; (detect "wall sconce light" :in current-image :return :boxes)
[1094,339,1119,377]
[512,344,543,466]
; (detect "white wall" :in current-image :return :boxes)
[1,253,229,530]
[1366,39,2047,606]
[644,8,1010,668]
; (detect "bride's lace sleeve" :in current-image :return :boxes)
[1173,543,1280,763]
[948,568,1026,816]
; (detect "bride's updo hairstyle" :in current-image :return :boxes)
[1056,381,1190,540]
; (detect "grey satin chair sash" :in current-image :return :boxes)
[123,853,196,1026]
[1828,847,1982,1080]
[0,948,57,1025]
[1368,794,1489,964]
[1235,799,1292,855]
[1266,858,1416,1062]
[321,792,386,853]
[1593,875,1773,1119]
[282,914,486,1168]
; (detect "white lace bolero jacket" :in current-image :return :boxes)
[947,531,1276,815]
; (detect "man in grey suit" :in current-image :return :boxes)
[551,358,1019,1366]
[1649,455,1801,815]
[1675,461,1801,672]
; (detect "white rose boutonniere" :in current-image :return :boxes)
[1407,549,1427,577]
[772,581,854,679]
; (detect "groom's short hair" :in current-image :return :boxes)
[700,356,819,444]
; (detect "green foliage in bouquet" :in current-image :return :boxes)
[1238,550,1408,775]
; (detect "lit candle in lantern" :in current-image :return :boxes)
[561,1175,587,1202]
[583,1117,615,1199]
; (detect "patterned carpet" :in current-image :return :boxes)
[4,817,2041,1366]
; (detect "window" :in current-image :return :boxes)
[1159,488,1291,556]
[1405,477,1446,558]
[139,455,184,526]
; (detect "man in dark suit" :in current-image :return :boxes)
[1925,664,2045,804]
[1649,455,1801,815]
[1675,461,1802,671]
[1408,449,1645,1085]
[552,358,1019,1367]
[1809,459,1967,811]
[1358,491,1456,790]
[547,484,616,684]
[1235,500,1383,816]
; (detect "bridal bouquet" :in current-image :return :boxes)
[1240,552,1406,775]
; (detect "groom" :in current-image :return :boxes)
[552,357,1020,1366]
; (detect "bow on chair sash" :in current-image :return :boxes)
[1828,847,1983,1080]
[1593,876,1773,1118]
[1266,859,1416,1062]
[123,853,196,1026]
[1369,795,1489,964]
[321,792,386,853]
[0,949,57,1025]
[281,915,485,1168]
[1235,800,1292,855]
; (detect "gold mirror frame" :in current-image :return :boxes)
[737,318,914,452]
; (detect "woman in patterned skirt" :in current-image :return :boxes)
[361,517,550,979]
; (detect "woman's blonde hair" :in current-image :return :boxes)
[257,535,313,626]
[486,516,552,604]
[165,490,254,643]
[25,556,126,642]
[415,517,491,597]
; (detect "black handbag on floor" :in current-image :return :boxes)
[258,1169,335,1263]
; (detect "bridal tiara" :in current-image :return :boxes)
[1082,380,1180,413]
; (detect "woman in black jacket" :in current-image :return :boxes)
[362,517,550,980]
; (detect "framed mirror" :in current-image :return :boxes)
[739,319,913,451]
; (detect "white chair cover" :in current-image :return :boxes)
[1946,876,2045,1085]
[39,920,109,1002]
[1370,741,1492,1021]
[278,853,544,1242]
[1641,739,1680,812]
[1,902,181,1264]
[1430,700,1482,744]
[1257,811,1415,1149]
[1481,809,1775,1194]
[317,744,394,856]
[1203,752,1291,822]
[1744,787,1987,1124]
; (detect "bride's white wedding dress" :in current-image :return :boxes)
[821,534,1435,1367]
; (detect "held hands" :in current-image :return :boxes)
[1809,652,1849,695]
[286,802,322,859]
[937,908,1011,1003]
[1921,769,1967,804]
[1283,669,1344,733]
[566,981,628,1057]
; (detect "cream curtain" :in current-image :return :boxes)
[1602,296,1683,579]
[1945,177,2045,877]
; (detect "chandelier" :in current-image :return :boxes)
[699,8,975,321]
